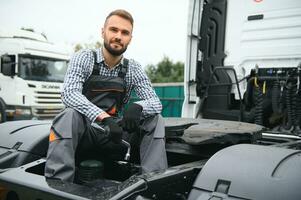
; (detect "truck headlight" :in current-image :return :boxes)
[15,108,31,116]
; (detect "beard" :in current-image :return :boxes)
[103,39,127,56]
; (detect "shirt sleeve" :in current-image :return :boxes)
[129,60,162,116]
[61,50,103,122]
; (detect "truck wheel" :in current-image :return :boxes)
[0,100,6,123]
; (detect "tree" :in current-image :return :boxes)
[145,56,184,83]
[74,41,102,52]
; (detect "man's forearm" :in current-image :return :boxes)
[61,90,104,122]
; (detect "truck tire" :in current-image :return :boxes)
[0,99,7,123]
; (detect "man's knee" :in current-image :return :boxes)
[55,108,82,121]
[140,114,164,138]
[52,108,86,139]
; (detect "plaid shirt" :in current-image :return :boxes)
[61,48,162,122]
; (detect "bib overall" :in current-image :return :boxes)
[44,52,167,182]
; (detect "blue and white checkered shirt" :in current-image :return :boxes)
[61,48,162,122]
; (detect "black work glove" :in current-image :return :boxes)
[102,117,123,144]
[122,103,143,132]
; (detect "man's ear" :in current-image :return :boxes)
[128,34,133,45]
[101,27,104,39]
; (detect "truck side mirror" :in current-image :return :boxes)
[1,55,16,77]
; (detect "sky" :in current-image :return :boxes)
[0,0,189,67]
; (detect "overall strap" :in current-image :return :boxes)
[118,58,129,78]
[119,58,129,109]
[91,50,99,75]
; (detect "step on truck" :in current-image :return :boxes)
[0,28,70,122]
[0,1,301,200]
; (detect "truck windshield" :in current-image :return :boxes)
[18,55,68,82]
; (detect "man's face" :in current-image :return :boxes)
[102,15,133,56]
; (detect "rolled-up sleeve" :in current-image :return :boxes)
[129,60,162,116]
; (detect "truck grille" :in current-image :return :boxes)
[33,91,64,119]
[35,91,62,104]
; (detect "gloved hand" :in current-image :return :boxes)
[122,103,143,132]
[102,117,123,144]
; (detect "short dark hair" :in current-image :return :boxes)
[105,9,134,27]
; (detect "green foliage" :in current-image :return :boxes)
[145,56,184,83]
[74,41,102,52]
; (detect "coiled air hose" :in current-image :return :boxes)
[254,77,263,125]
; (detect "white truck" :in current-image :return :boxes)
[183,0,301,135]
[0,28,70,122]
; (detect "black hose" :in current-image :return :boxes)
[291,84,298,128]
[254,86,263,125]
[283,82,294,130]
[294,65,301,135]
[271,81,281,114]
[293,84,301,134]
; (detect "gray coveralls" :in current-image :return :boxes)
[44,57,168,182]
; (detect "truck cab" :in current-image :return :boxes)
[182,0,301,135]
[0,28,70,122]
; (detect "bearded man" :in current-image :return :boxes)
[44,9,167,182]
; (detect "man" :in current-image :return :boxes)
[44,9,168,182]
